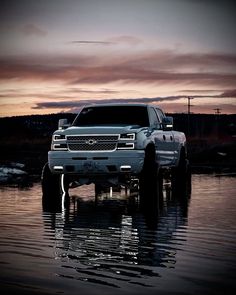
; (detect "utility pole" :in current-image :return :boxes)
[188,97,194,115]
[214,108,221,139]
[187,97,194,137]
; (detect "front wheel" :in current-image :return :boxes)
[139,145,160,211]
[171,151,191,197]
[41,163,69,210]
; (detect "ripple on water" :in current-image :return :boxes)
[0,175,236,294]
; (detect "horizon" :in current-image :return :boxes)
[0,0,236,117]
[2,108,236,120]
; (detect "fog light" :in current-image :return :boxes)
[120,165,131,172]
[53,165,63,171]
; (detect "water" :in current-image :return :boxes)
[0,175,236,295]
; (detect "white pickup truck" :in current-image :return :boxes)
[42,103,190,205]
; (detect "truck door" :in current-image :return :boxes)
[153,108,175,166]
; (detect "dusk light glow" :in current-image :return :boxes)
[0,0,236,117]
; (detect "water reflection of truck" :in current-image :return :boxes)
[43,191,189,287]
[42,104,191,205]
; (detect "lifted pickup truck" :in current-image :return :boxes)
[42,103,190,204]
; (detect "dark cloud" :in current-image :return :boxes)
[31,97,236,115]
[179,89,236,98]
[220,89,236,97]
[69,36,142,46]
[32,96,185,110]
[69,41,113,45]
[180,89,219,93]
[31,88,236,111]
[33,94,218,110]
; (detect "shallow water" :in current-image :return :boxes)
[0,175,236,295]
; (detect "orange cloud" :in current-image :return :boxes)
[0,51,235,88]
[1,50,236,116]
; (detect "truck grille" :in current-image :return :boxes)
[67,135,118,151]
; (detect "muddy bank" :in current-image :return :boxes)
[0,162,29,185]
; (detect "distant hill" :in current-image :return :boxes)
[0,113,77,139]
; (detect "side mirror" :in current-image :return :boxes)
[58,119,70,130]
[162,116,173,131]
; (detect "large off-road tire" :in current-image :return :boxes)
[171,150,191,197]
[95,183,103,196]
[95,183,111,196]
[41,163,69,211]
[139,145,160,212]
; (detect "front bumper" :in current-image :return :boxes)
[48,150,145,176]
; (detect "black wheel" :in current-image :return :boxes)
[171,150,191,197]
[95,183,103,196]
[94,183,111,195]
[139,145,160,211]
[41,163,69,210]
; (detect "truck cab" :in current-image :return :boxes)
[42,103,190,205]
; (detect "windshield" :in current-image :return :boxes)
[73,106,149,127]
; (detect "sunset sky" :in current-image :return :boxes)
[0,0,236,117]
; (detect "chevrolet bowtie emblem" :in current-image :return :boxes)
[85,139,97,145]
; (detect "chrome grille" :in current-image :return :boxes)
[67,135,118,141]
[69,143,117,151]
[67,134,118,151]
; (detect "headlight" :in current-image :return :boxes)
[119,133,135,140]
[51,133,67,150]
[51,143,68,151]
[117,142,134,149]
[117,133,135,149]
[53,134,66,141]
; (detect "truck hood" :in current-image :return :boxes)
[60,125,144,135]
